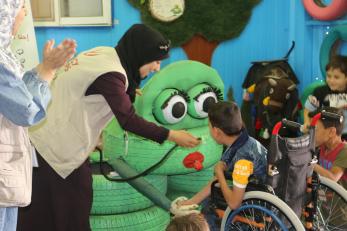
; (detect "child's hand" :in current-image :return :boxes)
[302,123,310,133]
[177,199,194,206]
[170,197,200,216]
[307,95,319,107]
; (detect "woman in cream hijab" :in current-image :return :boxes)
[0,1,76,230]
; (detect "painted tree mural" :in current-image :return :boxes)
[128,0,261,65]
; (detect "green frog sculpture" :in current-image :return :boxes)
[103,60,224,211]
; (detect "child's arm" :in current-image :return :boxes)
[215,160,253,210]
[0,39,76,126]
[179,178,216,206]
[303,108,311,131]
[215,161,244,209]
[303,95,320,131]
[313,164,344,182]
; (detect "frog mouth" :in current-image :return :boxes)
[183,152,205,171]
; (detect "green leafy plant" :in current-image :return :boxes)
[129,0,261,65]
[128,0,261,47]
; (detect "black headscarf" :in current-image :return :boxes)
[115,24,170,102]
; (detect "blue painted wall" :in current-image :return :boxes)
[34,0,347,104]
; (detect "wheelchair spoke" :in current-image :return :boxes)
[221,191,305,231]
[314,180,347,231]
[225,199,290,231]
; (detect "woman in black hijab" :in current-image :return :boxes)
[18,24,200,231]
[116,24,170,102]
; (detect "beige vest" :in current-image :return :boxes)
[0,115,32,207]
[30,47,127,178]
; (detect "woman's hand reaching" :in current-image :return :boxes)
[168,130,201,148]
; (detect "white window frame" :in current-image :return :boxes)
[32,0,60,27]
[32,0,112,27]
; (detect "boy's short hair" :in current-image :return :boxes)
[326,55,347,76]
[308,107,344,135]
[208,101,243,136]
[166,213,209,231]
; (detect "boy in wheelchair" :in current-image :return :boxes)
[309,107,347,190]
[178,101,267,231]
[309,107,347,227]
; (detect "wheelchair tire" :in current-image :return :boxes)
[220,191,305,231]
[314,176,347,230]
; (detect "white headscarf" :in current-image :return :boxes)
[0,0,24,77]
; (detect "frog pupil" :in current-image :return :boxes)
[172,102,185,119]
[203,97,216,112]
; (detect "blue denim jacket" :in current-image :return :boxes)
[0,64,51,126]
[201,129,268,231]
[221,128,267,183]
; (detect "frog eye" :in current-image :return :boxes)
[188,84,223,119]
[192,92,218,118]
[161,95,187,124]
[153,89,189,124]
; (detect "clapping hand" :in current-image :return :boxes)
[36,39,77,83]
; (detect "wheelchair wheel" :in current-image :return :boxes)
[314,176,347,230]
[221,191,305,231]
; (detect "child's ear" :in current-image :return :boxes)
[211,126,220,136]
[329,127,337,136]
[215,127,225,138]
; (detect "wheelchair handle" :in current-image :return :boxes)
[321,110,343,122]
[310,111,343,128]
[310,113,321,127]
[272,119,302,135]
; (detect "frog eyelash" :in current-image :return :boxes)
[193,87,223,102]
[161,90,190,109]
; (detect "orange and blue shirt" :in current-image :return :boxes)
[221,128,267,185]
